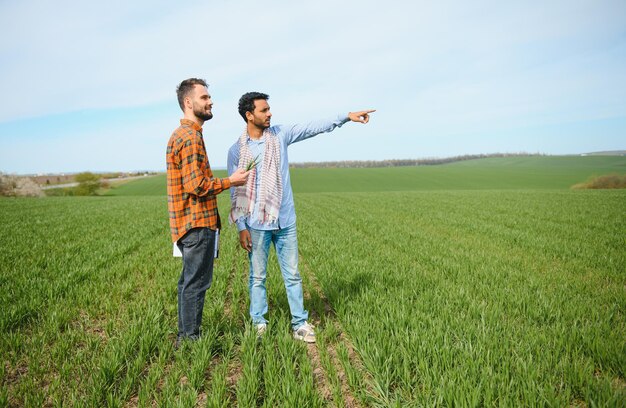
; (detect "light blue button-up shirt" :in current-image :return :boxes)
[227,114,349,231]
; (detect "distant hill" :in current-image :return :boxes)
[109,155,626,195]
[290,152,626,169]
[290,155,626,193]
[580,150,626,156]
[289,153,545,169]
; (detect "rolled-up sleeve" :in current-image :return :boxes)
[181,136,230,196]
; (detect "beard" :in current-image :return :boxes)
[254,117,270,130]
[193,105,213,121]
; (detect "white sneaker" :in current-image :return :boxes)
[256,323,267,337]
[293,322,316,343]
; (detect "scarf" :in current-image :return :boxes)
[230,127,283,225]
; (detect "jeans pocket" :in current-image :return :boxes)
[181,228,201,247]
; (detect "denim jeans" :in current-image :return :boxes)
[176,227,216,339]
[248,223,308,330]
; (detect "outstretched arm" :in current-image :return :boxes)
[283,109,376,145]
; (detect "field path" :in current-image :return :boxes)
[300,254,369,408]
[201,245,372,406]
[221,253,245,405]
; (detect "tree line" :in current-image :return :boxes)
[289,153,545,168]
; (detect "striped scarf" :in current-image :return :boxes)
[229,128,283,225]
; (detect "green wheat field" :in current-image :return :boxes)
[1,156,625,406]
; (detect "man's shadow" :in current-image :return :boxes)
[305,271,374,322]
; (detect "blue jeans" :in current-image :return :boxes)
[176,227,216,339]
[248,224,308,330]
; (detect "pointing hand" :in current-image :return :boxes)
[348,109,376,124]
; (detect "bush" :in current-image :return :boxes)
[0,173,16,196]
[74,172,102,195]
[44,187,78,196]
[572,174,626,189]
[0,173,44,197]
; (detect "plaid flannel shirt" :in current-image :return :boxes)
[166,119,231,242]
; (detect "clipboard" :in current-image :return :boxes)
[173,241,182,257]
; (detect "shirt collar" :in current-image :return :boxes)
[247,133,265,143]
[180,119,202,133]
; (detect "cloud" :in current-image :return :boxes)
[0,0,625,172]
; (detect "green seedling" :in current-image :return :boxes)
[246,154,261,171]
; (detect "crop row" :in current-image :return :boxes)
[295,189,625,405]
[1,188,624,406]
[0,196,362,406]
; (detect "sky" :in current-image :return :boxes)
[0,0,625,174]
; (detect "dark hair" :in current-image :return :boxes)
[176,78,208,111]
[238,92,269,122]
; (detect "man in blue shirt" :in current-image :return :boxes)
[228,91,374,342]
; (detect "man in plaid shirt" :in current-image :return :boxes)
[167,78,249,346]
